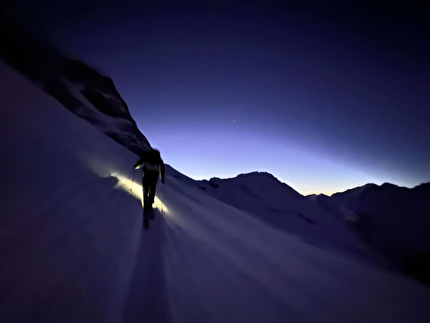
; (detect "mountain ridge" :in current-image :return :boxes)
[199,170,430,284]
[202,170,430,197]
[0,12,150,156]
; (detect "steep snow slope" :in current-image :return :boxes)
[0,62,147,322]
[2,63,430,323]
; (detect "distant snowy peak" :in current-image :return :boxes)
[317,179,430,284]
[328,181,430,203]
[317,180,430,227]
[0,14,150,156]
[204,171,302,198]
[414,182,430,194]
[330,183,379,198]
[195,170,381,263]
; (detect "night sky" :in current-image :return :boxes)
[7,1,430,194]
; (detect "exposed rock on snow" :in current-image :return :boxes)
[0,13,150,156]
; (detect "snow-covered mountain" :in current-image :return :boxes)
[0,13,150,156]
[197,173,385,264]
[198,173,430,283]
[317,182,430,284]
[1,15,430,323]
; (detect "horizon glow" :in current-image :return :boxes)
[143,125,417,196]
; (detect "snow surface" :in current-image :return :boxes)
[1,62,430,323]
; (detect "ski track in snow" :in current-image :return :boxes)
[122,211,171,323]
[1,62,430,323]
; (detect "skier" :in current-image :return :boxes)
[134,149,165,211]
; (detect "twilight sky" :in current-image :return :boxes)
[7,1,430,194]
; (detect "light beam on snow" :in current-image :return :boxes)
[110,172,169,214]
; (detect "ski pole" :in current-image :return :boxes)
[130,168,135,193]
[160,184,165,216]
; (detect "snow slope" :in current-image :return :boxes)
[1,62,430,323]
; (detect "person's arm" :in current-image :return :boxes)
[159,159,165,183]
[134,157,144,169]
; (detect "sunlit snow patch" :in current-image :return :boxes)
[110,172,169,214]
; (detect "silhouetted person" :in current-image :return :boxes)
[134,149,165,208]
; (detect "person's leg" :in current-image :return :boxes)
[149,181,157,205]
[142,179,150,207]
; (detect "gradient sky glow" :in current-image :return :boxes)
[8,1,430,194]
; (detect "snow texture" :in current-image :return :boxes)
[1,62,430,323]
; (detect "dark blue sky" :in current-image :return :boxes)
[9,1,430,194]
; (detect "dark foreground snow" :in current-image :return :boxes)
[1,62,430,323]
